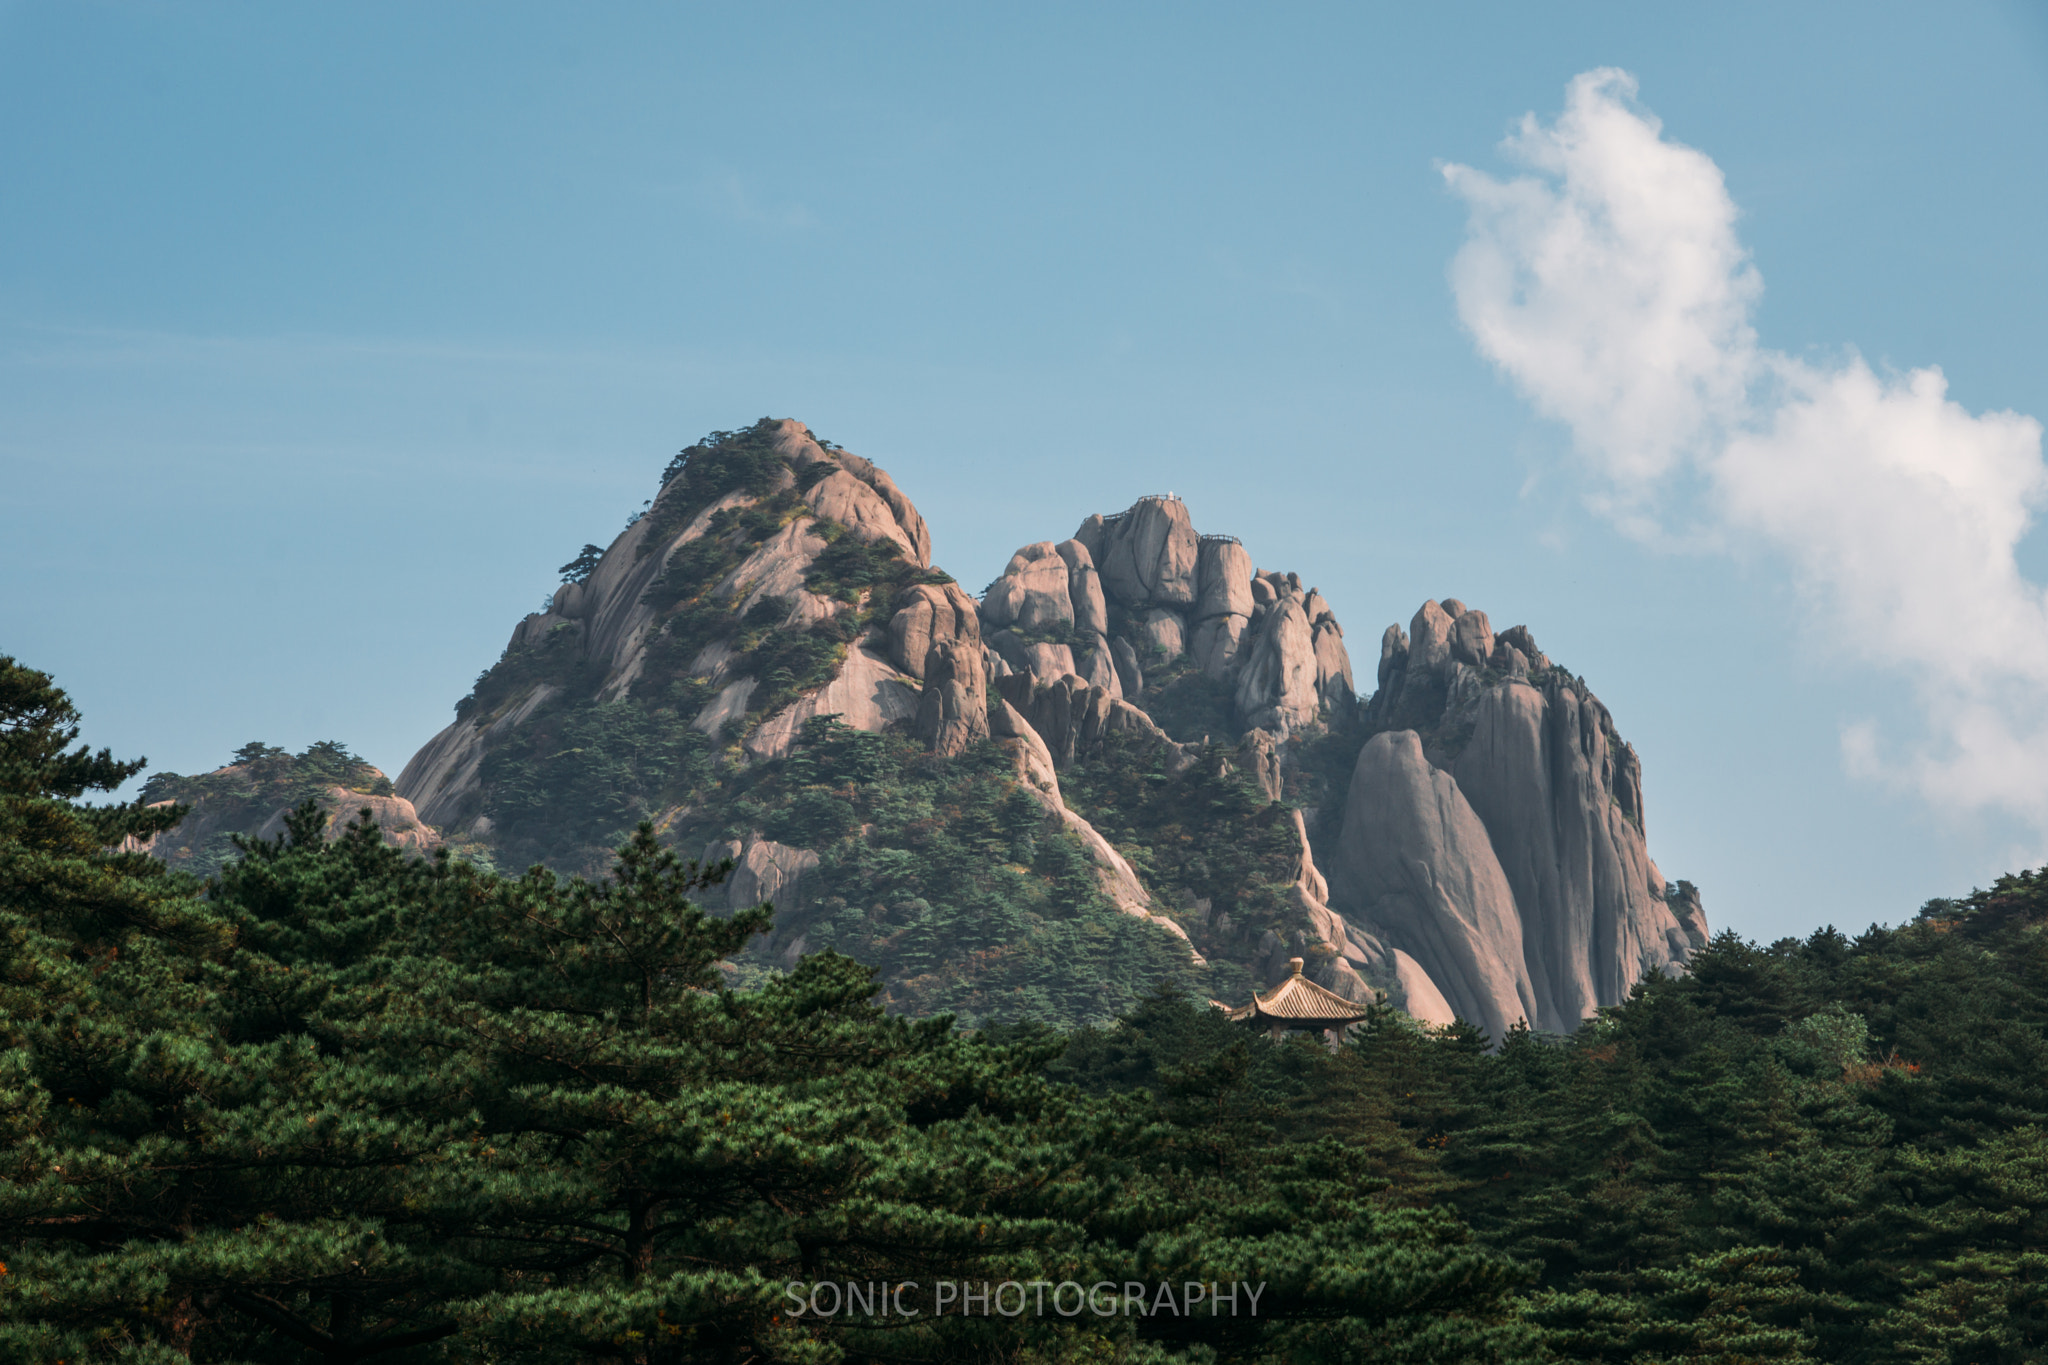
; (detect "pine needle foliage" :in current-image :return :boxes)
[0,664,1534,1364]
[28,656,2048,1362]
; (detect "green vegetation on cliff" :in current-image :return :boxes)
[136,739,395,878]
[684,717,1198,1029]
[456,420,953,879]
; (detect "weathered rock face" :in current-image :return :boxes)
[745,640,921,762]
[981,541,1076,634]
[703,837,822,916]
[1133,608,1186,660]
[1328,731,1540,1042]
[1274,805,1458,1026]
[1097,496,1199,607]
[1195,538,1255,620]
[1071,633,1123,699]
[993,672,1187,772]
[1058,540,1110,637]
[982,698,1203,962]
[1236,598,1320,735]
[715,521,832,619]
[988,632,1077,687]
[1313,618,1354,711]
[401,683,557,828]
[914,638,990,758]
[134,758,440,875]
[271,789,441,852]
[979,499,1354,741]
[888,582,981,680]
[399,418,934,829]
[1449,677,1695,1029]
[1191,538,1255,681]
[1237,728,1283,802]
[1190,614,1248,680]
[692,678,757,737]
[1111,636,1143,696]
[804,471,918,561]
[1450,608,1495,668]
[972,495,1727,1041]
[1329,602,1707,1036]
[989,697,1061,797]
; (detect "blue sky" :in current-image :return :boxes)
[4,2,2046,943]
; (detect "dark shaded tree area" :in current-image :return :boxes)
[1049,895,2048,1364]
[0,662,1529,1364]
[15,653,2048,1363]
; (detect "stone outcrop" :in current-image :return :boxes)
[1111,637,1143,696]
[992,672,1188,771]
[1191,536,1254,680]
[988,633,1077,687]
[399,418,933,823]
[1195,537,1255,620]
[703,836,821,916]
[745,639,920,761]
[1060,540,1110,637]
[1090,496,1198,607]
[1071,634,1123,699]
[1190,614,1248,680]
[989,698,1062,797]
[714,521,832,620]
[134,776,440,871]
[888,582,980,680]
[274,789,441,852]
[774,423,932,567]
[1132,608,1186,659]
[983,699,1203,963]
[691,678,756,736]
[1211,569,1354,737]
[1328,730,1540,1042]
[1235,596,1319,734]
[982,541,1076,633]
[804,470,920,562]
[400,683,556,829]
[913,638,990,757]
[1273,807,1458,1027]
[1236,728,1283,802]
[980,499,1355,740]
[1327,600,1707,1037]
[1667,878,1709,950]
[1449,677,1694,1028]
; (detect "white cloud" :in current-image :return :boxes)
[1446,68,2048,826]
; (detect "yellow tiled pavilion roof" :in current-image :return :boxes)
[1223,957,1372,1029]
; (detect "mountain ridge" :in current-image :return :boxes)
[148,416,1706,1033]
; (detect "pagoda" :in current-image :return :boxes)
[1222,957,1373,1040]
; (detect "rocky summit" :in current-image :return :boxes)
[158,417,1707,1033]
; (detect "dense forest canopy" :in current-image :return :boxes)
[7,653,2048,1363]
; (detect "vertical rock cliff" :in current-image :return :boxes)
[1330,601,1709,1034]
